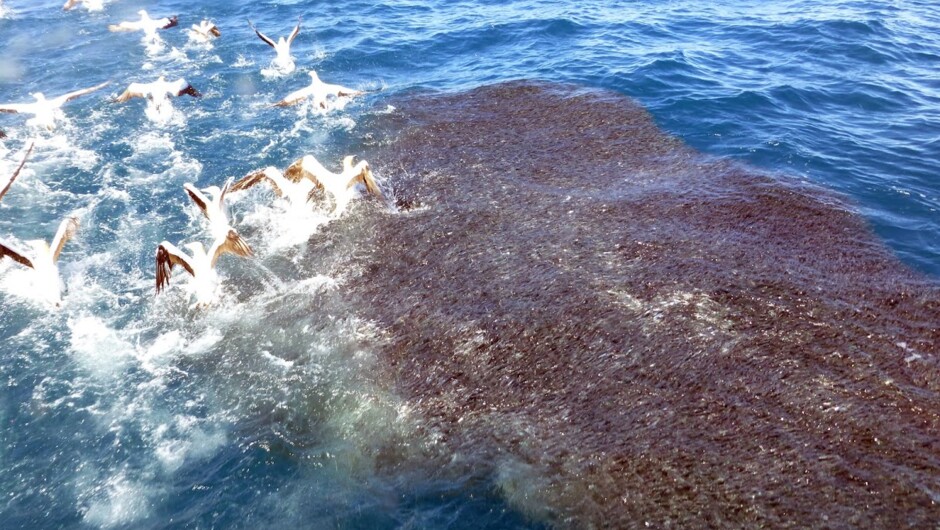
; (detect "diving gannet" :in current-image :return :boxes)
[108,10,178,34]
[155,230,252,305]
[273,70,364,110]
[183,178,253,256]
[284,154,384,212]
[0,81,109,130]
[248,17,301,73]
[0,140,34,203]
[231,165,318,210]
[188,20,221,42]
[114,76,201,116]
[0,217,78,306]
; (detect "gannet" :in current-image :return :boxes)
[0,140,34,203]
[188,20,221,42]
[155,230,252,305]
[0,81,109,130]
[114,76,201,115]
[284,154,384,212]
[248,17,301,73]
[0,217,78,306]
[274,71,364,110]
[183,178,253,255]
[108,10,178,34]
[230,165,318,210]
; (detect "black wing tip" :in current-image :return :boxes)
[0,130,6,139]
[179,85,202,98]
[163,16,179,29]
[155,245,169,293]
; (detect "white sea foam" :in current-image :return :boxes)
[261,62,296,78]
[68,315,136,378]
[153,413,226,473]
[0,256,60,309]
[33,133,100,172]
[232,54,255,68]
[65,0,108,12]
[81,472,151,528]
[238,200,333,250]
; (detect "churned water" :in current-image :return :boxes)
[0,1,938,528]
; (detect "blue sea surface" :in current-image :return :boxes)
[0,0,938,528]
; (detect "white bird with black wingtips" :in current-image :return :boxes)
[182,178,253,256]
[155,230,252,306]
[274,70,365,111]
[114,76,201,121]
[248,17,301,73]
[230,166,319,211]
[189,20,221,43]
[108,10,178,35]
[283,154,385,213]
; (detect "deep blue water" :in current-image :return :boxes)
[0,0,938,528]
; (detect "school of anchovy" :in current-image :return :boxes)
[0,2,389,308]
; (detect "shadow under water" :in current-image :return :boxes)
[336,81,940,527]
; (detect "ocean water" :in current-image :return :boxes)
[0,1,938,528]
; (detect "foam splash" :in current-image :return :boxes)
[142,100,186,126]
[80,472,151,528]
[232,54,254,68]
[67,316,135,378]
[74,0,106,12]
[261,61,296,78]
[236,198,333,251]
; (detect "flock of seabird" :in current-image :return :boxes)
[0,5,387,307]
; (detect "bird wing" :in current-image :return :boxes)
[348,162,384,199]
[248,20,277,48]
[0,140,35,203]
[0,239,33,269]
[320,80,359,98]
[283,157,323,190]
[108,21,141,32]
[219,177,234,205]
[272,88,309,107]
[114,83,149,103]
[336,87,364,97]
[50,216,79,262]
[232,168,286,196]
[231,169,270,193]
[210,229,253,267]
[209,24,221,37]
[287,17,302,45]
[183,183,211,219]
[155,241,195,293]
[54,81,110,106]
[0,102,32,114]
